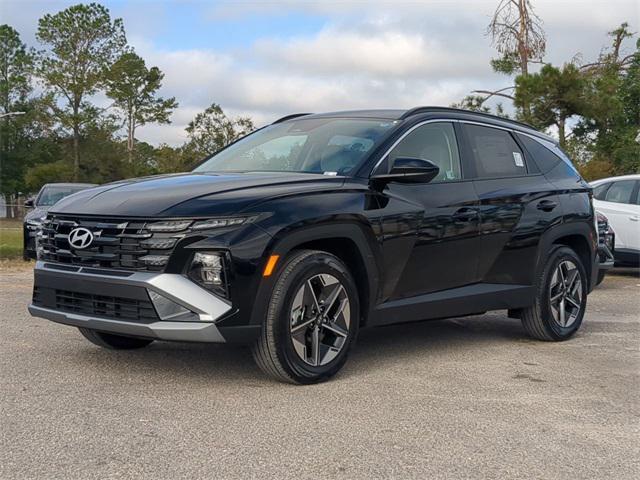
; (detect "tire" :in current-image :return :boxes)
[78,327,154,350]
[251,249,360,384]
[521,246,588,341]
[595,269,606,286]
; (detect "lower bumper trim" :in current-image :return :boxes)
[28,304,226,343]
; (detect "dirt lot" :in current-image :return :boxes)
[1,265,639,479]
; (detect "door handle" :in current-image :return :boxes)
[537,200,558,212]
[630,216,639,222]
[452,207,478,221]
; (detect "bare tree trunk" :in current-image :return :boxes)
[127,107,135,163]
[518,0,529,76]
[558,117,567,150]
[73,125,80,181]
[72,100,80,181]
[518,0,531,119]
[128,122,133,163]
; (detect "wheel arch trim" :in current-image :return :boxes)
[538,223,597,289]
[249,222,381,326]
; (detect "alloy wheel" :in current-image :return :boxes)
[549,260,583,328]
[289,273,351,367]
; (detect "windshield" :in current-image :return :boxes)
[194,118,398,175]
[36,186,90,206]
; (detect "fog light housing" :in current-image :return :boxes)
[148,290,199,321]
[188,252,227,298]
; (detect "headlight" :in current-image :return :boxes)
[188,252,227,298]
[191,216,256,231]
[26,218,44,229]
[147,220,192,232]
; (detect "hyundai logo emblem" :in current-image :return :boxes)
[68,227,94,249]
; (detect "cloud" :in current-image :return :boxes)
[3,0,637,147]
[253,29,489,79]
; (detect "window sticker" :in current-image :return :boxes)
[513,152,524,167]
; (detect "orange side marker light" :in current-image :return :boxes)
[263,255,280,277]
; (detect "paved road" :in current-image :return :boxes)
[1,266,639,479]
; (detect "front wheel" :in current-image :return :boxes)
[521,246,588,341]
[252,250,359,384]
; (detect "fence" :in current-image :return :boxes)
[1,195,30,221]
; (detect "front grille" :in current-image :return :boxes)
[33,286,159,323]
[39,215,183,272]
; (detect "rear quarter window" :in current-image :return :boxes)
[516,133,562,173]
[592,183,611,200]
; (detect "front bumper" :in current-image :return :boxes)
[28,261,232,343]
[23,224,37,259]
[597,244,615,270]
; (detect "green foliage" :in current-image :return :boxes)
[1,25,59,197]
[106,52,177,159]
[152,144,192,174]
[571,28,639,176]
[25,160,74,190]
[514,63,589,148]
[620,39,640,125]
[185,103,254,161]
[35,3,127,177]
[490,52,520,76]
[0,24,33,111]
[2,7,261,198]
[450,95,510,118]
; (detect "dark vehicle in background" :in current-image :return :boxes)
[595,211,615,285]
[23,183,96,260]
[28,107,598,384]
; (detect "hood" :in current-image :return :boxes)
[50,172,346,217]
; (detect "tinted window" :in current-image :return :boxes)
[593,183,611,200]
[516,134,561,173]
[321,135,375,173]
[465,125,527,178]
[604,180,635,204]
[195,118,395,175]
[634,182,640,205]
[387,122,462,182]
[36,185,92,206]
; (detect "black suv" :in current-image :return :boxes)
[29,107,598,384]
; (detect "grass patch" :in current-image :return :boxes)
[0,223,23,259]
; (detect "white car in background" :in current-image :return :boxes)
[591,174,640,267]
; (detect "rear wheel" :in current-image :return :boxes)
[78,328,154,350]
[252,250,359,384]
[521,246,588,341]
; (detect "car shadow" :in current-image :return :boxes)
[609,267,640,278]
[67,313,528,385]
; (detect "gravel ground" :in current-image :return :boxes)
[1,265,639,479]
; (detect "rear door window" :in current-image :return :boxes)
[464,124,528,178]
[604,180,636,204]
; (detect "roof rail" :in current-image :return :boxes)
[272,113,313,124]
[400,106,537,131]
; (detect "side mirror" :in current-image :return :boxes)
[24,198,35,208]
[371,157,440,185]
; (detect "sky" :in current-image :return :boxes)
[1,0,638,146]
